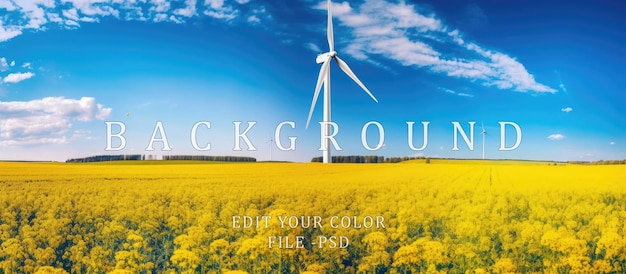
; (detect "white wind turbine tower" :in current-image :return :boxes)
[481,122,487,160]
[305,0,378,163]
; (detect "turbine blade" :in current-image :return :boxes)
[306,57,332,129]
[335,56,378,102]
[327,0,334,52]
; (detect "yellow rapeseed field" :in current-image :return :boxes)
[0,160,625,273]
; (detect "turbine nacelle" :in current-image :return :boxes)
[316,51,337,64]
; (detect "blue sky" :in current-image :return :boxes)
[0,0,624,162]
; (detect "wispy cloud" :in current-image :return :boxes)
[2,0,555,96]
[306,42,322,53]
[547,134,566,141]
[316,0,556,94]
[70,129,95,141]
[439,87,474,98]
[610,141,615,145]
[0,58,8,71]
[442,88,455,94]
[204,0,239,21]
[247,15,260,24]
[0,97,111,146]
[247,6,268,26]
[3,72,35,84]
[0,0,268,43]
[561,107,573,113]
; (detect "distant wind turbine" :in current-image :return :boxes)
[305,0,378,164]
[481,122,487,160]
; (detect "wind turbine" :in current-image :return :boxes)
[481,122,487,160]
[305,0,378,163]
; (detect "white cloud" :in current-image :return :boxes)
[1,0,263,42]
[153,13,168,22]
[610,141,615,145]
[439,87,473,98]
[175,0,197,17]
[151,0,171,13]
[442,88,455,94]
[205,0,225,10]
[0,136,68,147]
[561,107,573,113]
[47,11,64,24]
[0,22,23,42]
[70,129,95,141]
[306,42,322,53]
[0,1,17,11]
[3,72,35,84]
[62,8,80,22]
[467,48,555,93]
[22,62,32,69]
[0,58,8,72]
[0,97,111,146]
[247,15,260,24]
[9,60,15,67]
[204,9,238,21]
[319,0,556,94]
[547,134,566,141]
[0,0,556,95]
[203,0,239,21]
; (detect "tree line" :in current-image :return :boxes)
[568,160,626,165]
[66,154,143,163]
[66,155,257,163]
[311,155,427,163]
[162,155,256,162]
